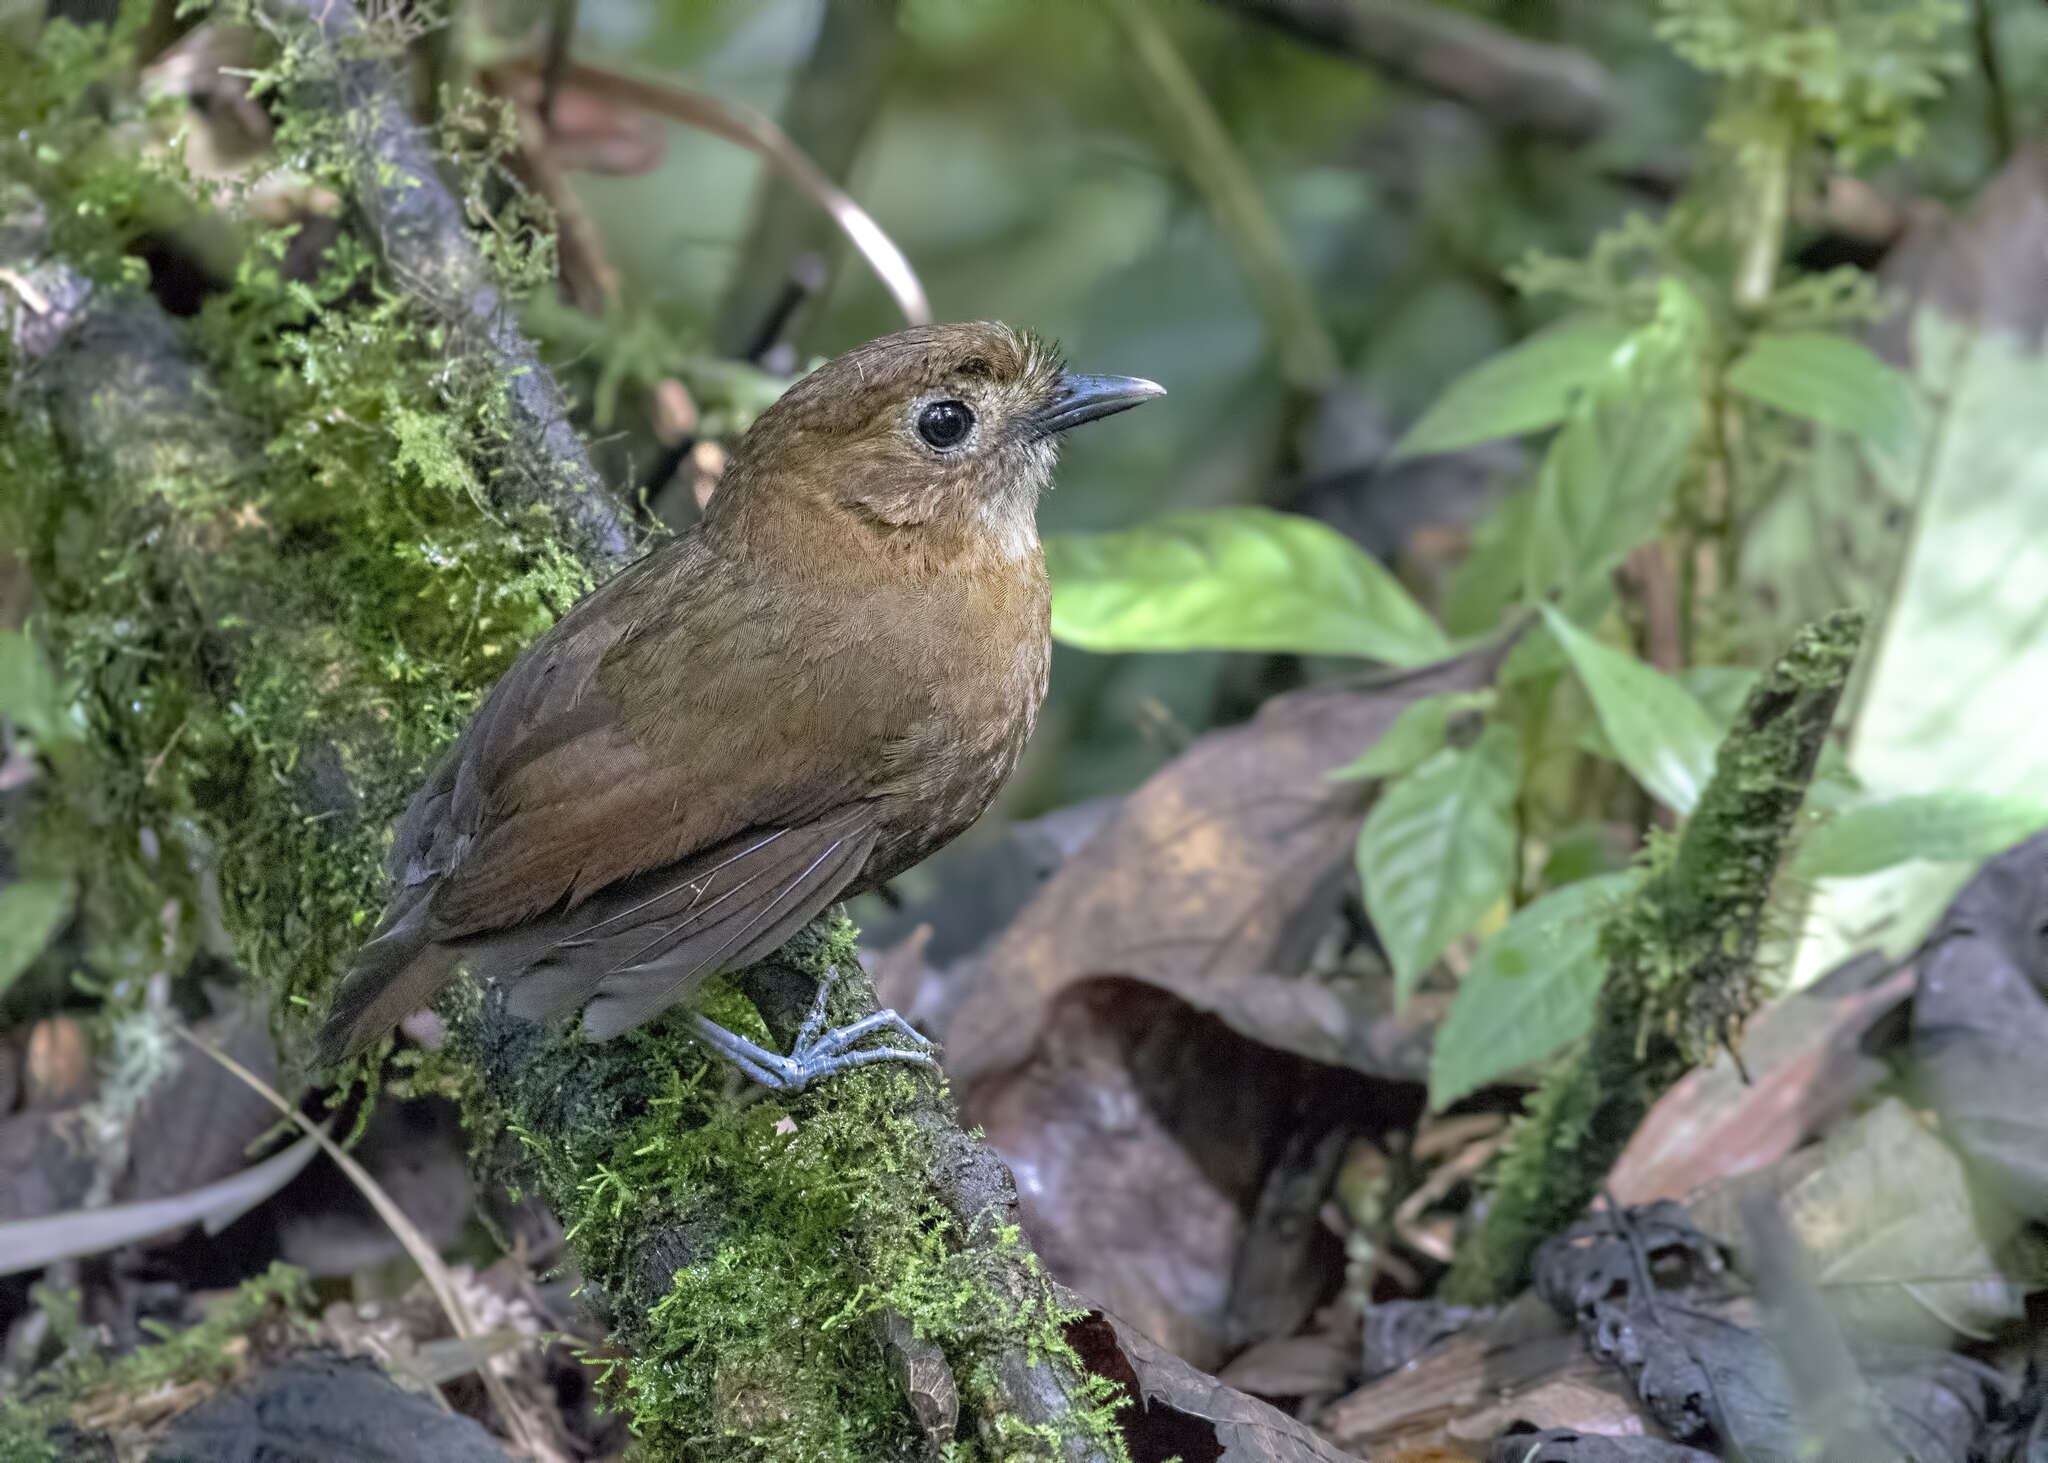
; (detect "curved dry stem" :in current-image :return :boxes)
[520,57,933,328]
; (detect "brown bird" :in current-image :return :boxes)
[318,322,1162,1087]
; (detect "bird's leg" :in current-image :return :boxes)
[687,967,936,1092]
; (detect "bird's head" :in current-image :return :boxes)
[713,321,1163,563]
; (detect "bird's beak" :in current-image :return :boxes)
[1037,373,1166,434]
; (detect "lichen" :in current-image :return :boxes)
[1446,611,1863,1302]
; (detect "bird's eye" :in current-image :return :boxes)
[917,400,974,450]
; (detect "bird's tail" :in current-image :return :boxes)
[316,899,461,1066]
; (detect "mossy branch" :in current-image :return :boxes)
[443,917,1123,1458]
[1445,610,1863,1303]
[3,10,1124,1452]
[261,0,639,574]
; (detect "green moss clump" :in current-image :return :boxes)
[0,1263,316,1458]
[1447,612,1862,1302]
[440,914,1125,1462]
[2,0,605,1044]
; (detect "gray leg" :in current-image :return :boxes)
[688,969,936,1093]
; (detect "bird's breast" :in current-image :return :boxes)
[860,561,1050,883]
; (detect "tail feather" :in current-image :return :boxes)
[316,901,460,1065]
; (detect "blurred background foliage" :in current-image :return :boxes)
[510,0,1706,807]
[527,0,2038,791]
[516,0,2048,1028]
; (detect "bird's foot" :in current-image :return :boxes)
[686,1005,937,1093]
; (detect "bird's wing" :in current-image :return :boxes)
[477,804,881,1040]
[322,537,902,1056]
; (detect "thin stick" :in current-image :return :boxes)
[516,57,932,328]
[174,1027,554,1462]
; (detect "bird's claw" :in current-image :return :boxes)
[687,1008,936,1094]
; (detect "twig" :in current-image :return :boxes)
[712,0,903,357]
[536,0,577,133]
[1110,0,1340,393]
[1219,0,1613,144]
[500,90,620,314]
[1734,111,1793,314]
[261,0,638,574]
[511,56,932,328]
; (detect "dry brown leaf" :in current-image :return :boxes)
[1067,1302,1365,1462]
[1607,959,1908,1205]
[972,978,1383,1369]
[1214,1332,1356,1399]
[946,657,1508,1091]
[1912,832,2048,1219]
[1322,1294,1635,1459]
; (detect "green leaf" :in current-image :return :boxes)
[1541,606,1720,814]
[1522,283,1708,599]
[1794,792,2048,879]
[1445,482,1534,638]
[1358,721,1522,1005]
[1576,664,1757,762]
[1327,691,1492,782]
[1691,1099,2028,1345]
[1046,507,1450,663]
[1787,267,2048,983]
[1726,331,1921,460]
[0,630,74,743]
[0,877,72,999]
[1428,871,1636,1110]
[1391,315,1632,460]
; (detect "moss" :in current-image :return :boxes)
[3,0,599,1047]
[1446,612,1863,1302]
[4,14,1122,1457]
[0,1263,316,1456]
[440,914,1124,1462]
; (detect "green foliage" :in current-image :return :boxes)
[0,1264,316,1454]
[1428,872,1638,1111]
[1794,791,2048,879]
[0,878,71,1001]
[1522,279,1709,603]
[1046,507,1447,663]
[1356,721,1521,1006]
[1787,304,2048,980]
[1040,0,1975,1115]
[2,3,598,1026]
[1450,614,1860,1300]
[0,631,78,745]
[1656,0,1967,164]
[1390,315,1632,461]
[1541,607,1721,814]
[1327,691,1492,782]
[1726,331,1921,459]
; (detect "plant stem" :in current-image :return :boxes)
[1734,109,1793,314]
[1108,0,1342,393]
